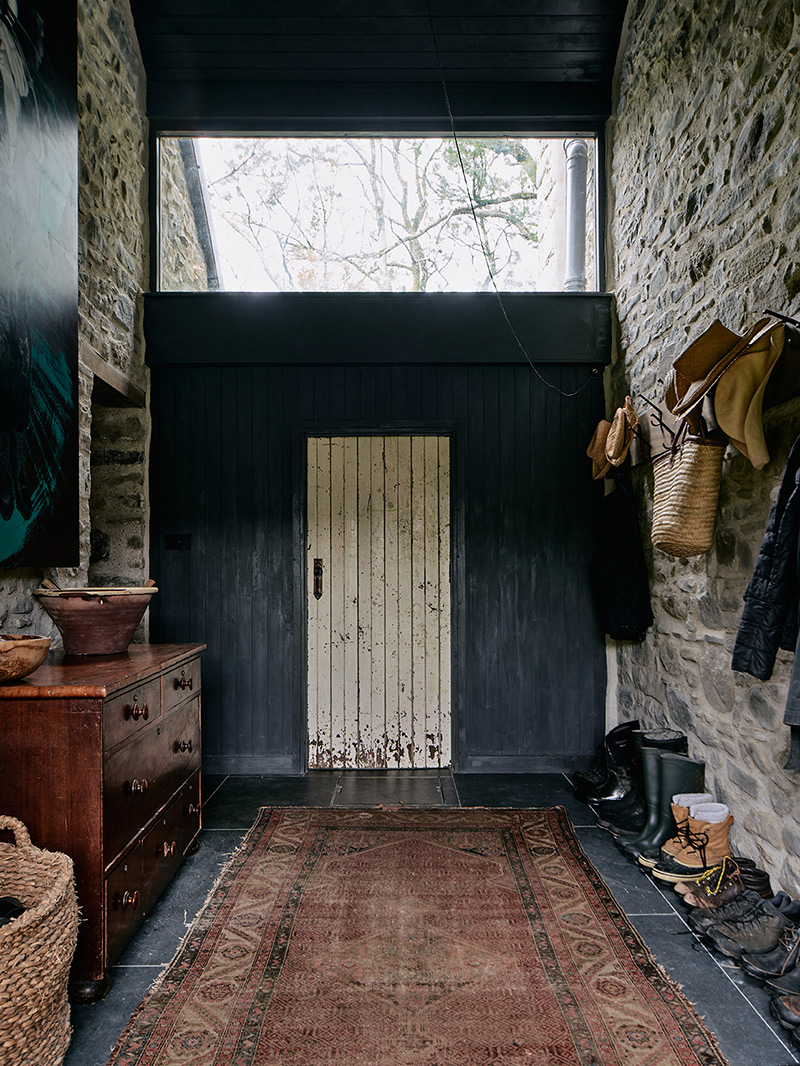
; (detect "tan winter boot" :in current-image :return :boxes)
[651,802,733,883]
[637,793,712,869]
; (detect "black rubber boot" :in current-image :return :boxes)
[622,752,705,858]
[617,731,687,851]
[642,728,687,755]
[617,743,662,846]
[573,719,640,802]
[593,730,647,834]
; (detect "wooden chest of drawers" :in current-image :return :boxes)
[0,644,204,1001]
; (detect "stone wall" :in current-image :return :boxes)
[159,138,216,291]
[78,0,148,387]
[0,0,149,641]
[89,405,150,587]
[608,0,800,890]
[81,0,150,594]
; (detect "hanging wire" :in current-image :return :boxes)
[425,0,594,399]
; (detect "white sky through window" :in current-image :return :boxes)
[160,136,596,293]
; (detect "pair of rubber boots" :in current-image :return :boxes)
[617,743,708,860]
[590,727,688,833]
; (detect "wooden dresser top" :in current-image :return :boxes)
[0,644,206,700]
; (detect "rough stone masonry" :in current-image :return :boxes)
[608,0,800,890]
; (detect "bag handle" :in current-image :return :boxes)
[0,816,33,851]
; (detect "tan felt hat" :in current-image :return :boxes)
[667,317,775,418]
[714,323,785,469]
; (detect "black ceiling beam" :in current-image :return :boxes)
[144,292,613,368]
[141,17,621,36]
[131,0,623,19]
[143,53,611,74]
[146,80,611,132]
[139,32,617,51]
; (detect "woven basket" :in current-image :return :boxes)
[651,433,726,557]
[0,816,79,1066]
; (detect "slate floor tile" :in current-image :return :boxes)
[627,912,800,1066]
[333,772,446,806]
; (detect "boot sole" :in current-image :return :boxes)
[651,866,707,883]
[637,855,658,869]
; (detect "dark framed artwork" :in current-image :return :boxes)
[0,0,78,567]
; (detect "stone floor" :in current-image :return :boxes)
[66,772,800,1066]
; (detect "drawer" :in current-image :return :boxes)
[181,770,202,844]
[162,656,201,714]
[104,677,162,751]
[142,770,201,911]
[106,844,144,965]
[162,697,201,773]
[104,699,201,867]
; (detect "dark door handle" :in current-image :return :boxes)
[313,558,323,599]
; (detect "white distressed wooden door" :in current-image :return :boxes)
[306,435,451,769]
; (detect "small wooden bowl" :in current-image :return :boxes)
[0,634,52,681]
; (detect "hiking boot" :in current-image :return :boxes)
[741,924,800,979]
[771,994,800,1030]
[705,899,792,959]
[765,960,800,994]
[688,890,763,934]
[739,866,774,898]
[677,856,745,909]
[772,892,800,923]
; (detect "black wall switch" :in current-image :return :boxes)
[165,533,192,550]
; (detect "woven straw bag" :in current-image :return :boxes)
[0,816,79,1066]
[651,429,726,556]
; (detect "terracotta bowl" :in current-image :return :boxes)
[0,634,52,681]
[33,587,158,656]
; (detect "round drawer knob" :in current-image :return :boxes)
[187,803,201,816]
[178,739,193,753]
[178,670,193,691]
[162,840,177,858]
[130,699,149,721]
[119,890,140,910]
[130,778,149,795]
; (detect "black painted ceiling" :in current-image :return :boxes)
[129,1,629,132]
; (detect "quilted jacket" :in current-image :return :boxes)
[732,432,800,714]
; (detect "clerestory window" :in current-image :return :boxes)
[157,135,596,294]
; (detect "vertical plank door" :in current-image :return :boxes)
[307,435,451,769]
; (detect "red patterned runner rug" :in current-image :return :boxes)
[107,808,728,1065]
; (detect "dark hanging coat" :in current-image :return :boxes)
[589,470,653,642]
[732,430,800,724]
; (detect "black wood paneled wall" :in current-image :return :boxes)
[148,295,609,774]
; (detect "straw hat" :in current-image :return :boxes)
[586,420,612,479]
[606,396,638,466]
[666,317,775,418]
[714,323,785,469]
